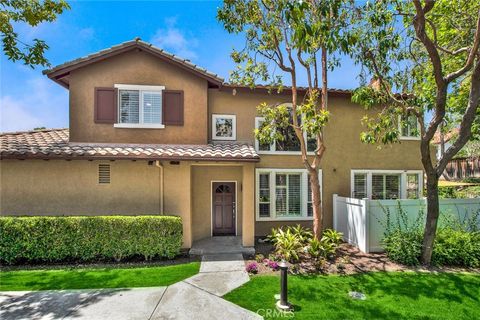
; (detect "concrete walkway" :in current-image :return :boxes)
[0,254,261,320]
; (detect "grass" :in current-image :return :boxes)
[224,272,480,320]
[0,262,200,291]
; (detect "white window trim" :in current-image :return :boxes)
[114,123,165,129]
[350,169,423,199]
[212,114,237,141]
[254,117,315,155]
[256,168,322,221]
[398,115,421,141]
[114,84,165,129]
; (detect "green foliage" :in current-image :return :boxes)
[268,226,303,262]
[381,204,480,267]
[0,216,183,265]
[439,185,480,199]
[1,0,70,67]
[0,262,200,291]
[269,225,342,261]
[349,0,480,144]
[224,272,480,320]
[321,229,343,247]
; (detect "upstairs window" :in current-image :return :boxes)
[255,107,316,154]
[400,115,420,139]
[114,84,165,128]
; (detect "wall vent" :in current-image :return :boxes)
[98,164,111,184]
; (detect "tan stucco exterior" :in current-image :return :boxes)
[0,48,426,248]
[68,50,208,144]
[208,89,424,234]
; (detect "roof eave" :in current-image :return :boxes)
[0,153,260,162]
[43,41,224,88]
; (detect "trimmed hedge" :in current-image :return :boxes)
[0,216,183,265]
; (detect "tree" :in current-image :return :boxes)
[349,0,480,264]
[1,0,69,67]
[217,0,354,239]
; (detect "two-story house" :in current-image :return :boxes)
[0,39,424,249]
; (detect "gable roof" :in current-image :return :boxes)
[0,129,259,162]
[43,38,224,88]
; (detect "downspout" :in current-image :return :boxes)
[155,160,164,214]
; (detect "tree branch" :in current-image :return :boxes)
[437,59,480,174]
[445,8,480,83]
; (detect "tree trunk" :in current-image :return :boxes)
[421,170,440,264]
[309,167,323,240]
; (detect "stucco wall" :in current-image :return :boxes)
[208,89,425,235]
[0,159,257,247]
[0,160,161,215]
[68,50,208,144]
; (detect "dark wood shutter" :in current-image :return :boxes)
[94,87,117,123]
[162,90,184,126]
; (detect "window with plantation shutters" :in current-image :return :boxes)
[351,170,422,200]
[353,173,367,199]
[113,84,165,128]
[258,173,270,217]
[119,90,140,124]
[256,169,322,221]
[98,164,111,184]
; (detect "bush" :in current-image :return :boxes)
[381,204,480,267]
[268,227,303,262]
[0,216,183,265]
[268,225,343,262]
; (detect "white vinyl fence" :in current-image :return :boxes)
[333,194,480,253]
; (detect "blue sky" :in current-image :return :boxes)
[1,0,361,132]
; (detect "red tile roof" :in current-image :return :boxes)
[0,129,260,162]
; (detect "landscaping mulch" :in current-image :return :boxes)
[245,242,479,275]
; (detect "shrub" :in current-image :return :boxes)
[307,230,341,259]
[269,225,342,262]
[268,227,303,262]
[0,216,183,265]
[321,229,343,247]
[263,258,279,270]
[381,203,480,267]
[246,262,258,274]
[432,228,480,267]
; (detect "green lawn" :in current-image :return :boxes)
[0,262,200,291]
[224,272,480,320]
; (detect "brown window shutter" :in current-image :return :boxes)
[163,90,184,126]
[94,87,117,123]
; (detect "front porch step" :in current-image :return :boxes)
[189,236,255,256]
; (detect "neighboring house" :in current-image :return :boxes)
[0,39,425,248]
[433,128,480,180]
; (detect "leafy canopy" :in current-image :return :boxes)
[1,0,70,67]
[350,0,480,145]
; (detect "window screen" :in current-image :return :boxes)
[142,92,162,124]
[407,173,420,199]
[353,173,367,198]
[275,173,302,217]
[119,90,140,124]
[259,173,270,217]
[372,174,400,200]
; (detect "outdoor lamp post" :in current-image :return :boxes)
[276,260,292,311]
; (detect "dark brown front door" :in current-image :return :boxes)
[212,182,236,236]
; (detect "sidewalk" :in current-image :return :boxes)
[0,254,261,320]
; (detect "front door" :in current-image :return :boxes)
[212,182,236,235]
